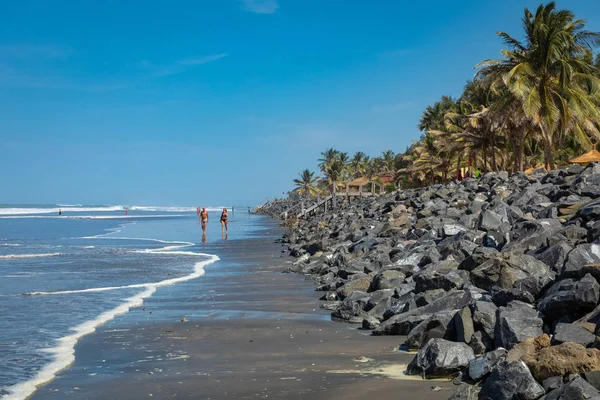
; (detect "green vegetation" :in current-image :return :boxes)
[293,2,600,196]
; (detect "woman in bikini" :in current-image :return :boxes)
[220,208,228,235]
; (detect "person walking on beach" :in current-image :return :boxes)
[220,208,228,235]
[200,207,209,232]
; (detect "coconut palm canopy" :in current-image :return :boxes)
[569,149,600,164]
[291,2,600,194]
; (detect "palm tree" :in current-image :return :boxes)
[292,169,319,198]
[318,148,339,172]
[477,2,600,169]
[322,157,346,208]
[418,96,457,132]
[381,150,396,174]
[349,151,368,179]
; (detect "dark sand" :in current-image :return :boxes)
[31,220,454,399]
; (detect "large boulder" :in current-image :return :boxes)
[479,360,545,400]
[374,290,473,336]
[528,342,600,381]
[468,348,507,382]
[502,219,563,254]
[370,269,405,291]
[471,300,498,350]
[562,244,600,279]
[545,375,600,400]
[404,311,456,349]
[331,299,368,323]
[495,301,543,350]
[478,209,506,232]
[552,323,596,347]
[413,265,467,293]
[336,276,372,299]
[537,273,600,322]
[531,241,573,273]
[454,307,474,344]
[406,338,475,378]
[470,253,554,301]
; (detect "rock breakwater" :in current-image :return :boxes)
[258,164,600,399]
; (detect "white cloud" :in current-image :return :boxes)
[137,53,228,77]
[238,0,279,14]
[177,53,228,66]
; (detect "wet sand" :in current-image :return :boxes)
[31,220,454,399]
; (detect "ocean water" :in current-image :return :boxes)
[0,204,257,399]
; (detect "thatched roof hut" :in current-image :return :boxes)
[346,177,370,187]
[569,149,600,164]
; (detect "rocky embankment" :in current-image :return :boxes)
[259,163,600,400]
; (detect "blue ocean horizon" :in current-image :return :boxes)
[0,204,263,399]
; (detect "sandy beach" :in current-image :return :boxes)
[29,219,453,399]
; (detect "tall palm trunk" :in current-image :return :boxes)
[332,181,337,209]
[540,125,555,170]
[490,130,497,172]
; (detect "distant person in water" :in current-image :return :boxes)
[125,208,128,216]
[58,209,62,216]
[200,208,208,232]
[196,207,200,216]
[220,208,228,234]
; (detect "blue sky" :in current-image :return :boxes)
[1,0,599,206]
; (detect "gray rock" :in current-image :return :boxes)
[470,253,554,300]
[371,269,405,291]
[414,269,467,293]
[414,289,447,307]
[552,323,596,347]
[562,244,600,279]
[478,210,505,232]
[469,331,488,355]
[471,301,498,344]
[545,375,600,400]
[532,241,573,273]
[583,370,600,391]
[468,348,507,381]
[502,219,563,254]
[538,274,600,322]
[448,384,480,400]
[361,316,380,330]
[374,290,473,336]
[543,376,564,393]
[443,224,468,237]
[406,338,475,378]
[454,307,474,344]
[331,299,368,323]
[479,360,545,400]
[495,301,543,350]
[405,311,457,349]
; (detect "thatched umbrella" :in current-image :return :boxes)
[569,149,600,165]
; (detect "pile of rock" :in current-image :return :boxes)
[261,163,600,399]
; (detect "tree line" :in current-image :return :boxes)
[294,2,600,197]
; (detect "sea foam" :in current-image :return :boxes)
[0,253,61,260]
[3,243,219,400]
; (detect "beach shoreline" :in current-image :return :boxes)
[27,217,451,399]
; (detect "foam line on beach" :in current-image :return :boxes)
[6,252,220,400]
[0,253,61,260]
[0,214,187,220]
[25,244,215,296]
[0,206,125,215]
